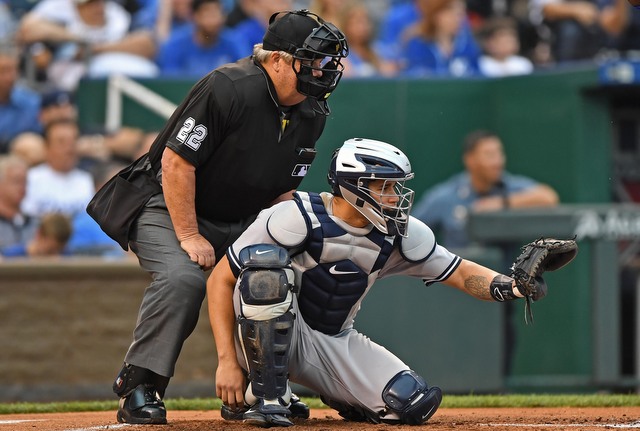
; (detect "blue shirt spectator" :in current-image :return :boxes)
[0,85,42,153]
[157,24,245,77]
[66,210,125,257]
[156,0,246,77]
[413,171,540,248]
[401,30,481,77]
[232,15,267,56]
[1,38,40,154]
[413,130,559,249]
[399,0,481,77]
[132,0,192,37]
[375,0,417,61]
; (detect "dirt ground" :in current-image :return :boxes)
[2,407,640,431]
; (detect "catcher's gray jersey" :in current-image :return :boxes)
[227,192,461,415]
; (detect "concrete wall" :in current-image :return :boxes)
[0,259,216,402]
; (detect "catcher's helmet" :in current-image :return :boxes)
[328,138,415,237]
[263,9,349,115]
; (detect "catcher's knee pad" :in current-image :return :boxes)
[236,244,295,401]
[380,370,442,425]
[237,244,294,321]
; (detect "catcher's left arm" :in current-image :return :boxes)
[443,237,578,323]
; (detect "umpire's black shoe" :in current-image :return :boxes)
[243,399,293,428]
[117,383,167,424]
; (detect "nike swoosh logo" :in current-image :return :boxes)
[329,265,358,275]
[421,405,436,420]
[255,249,272,255]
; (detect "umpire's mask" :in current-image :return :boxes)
[263,9,349,115]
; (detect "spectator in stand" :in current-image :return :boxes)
[37,88,148,168]
[156,0,245,77]
[0,155,38,250]
[529,0,629,62]
[133,0,193,43]
[66,160,128,257]
[413,130,559,249]
[478,16,534,77]
[6,0,39,20]
[399,0,482,77]
[376,0,419,61]
[38,88,77,127]
[17,0,158,91]
[224,0,250,27]
[0,1,17,40]
[232,0,292,56]
[308,0,341,25]
[21,118,95,218]
[1,211,72,257]
[0,43,41,153]
[337,0,398,78]
[9,132,46,167]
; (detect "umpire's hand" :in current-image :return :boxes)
[180,233,216,270]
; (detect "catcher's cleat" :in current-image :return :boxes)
[288,393,310,419]
[221,404,246,420]
[221,393,309,421]
[243,399,294,428]
[116,383,167,424]
[320,396,370,422]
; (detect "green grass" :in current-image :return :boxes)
[2,394,640,415]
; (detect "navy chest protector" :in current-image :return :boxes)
[294,192,395,335]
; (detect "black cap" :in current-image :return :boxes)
[262,10,319,55]
[41,90,73,109]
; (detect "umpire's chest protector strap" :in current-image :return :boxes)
[399,217,437,263]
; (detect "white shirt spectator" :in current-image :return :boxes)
[22,163,95,217]
[479,55,534,77]
[30,0,131,44]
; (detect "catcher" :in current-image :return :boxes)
[207,138,578,427]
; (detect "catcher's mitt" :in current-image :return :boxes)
[510,237,578,323]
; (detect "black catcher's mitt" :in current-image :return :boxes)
[511,237,578,323]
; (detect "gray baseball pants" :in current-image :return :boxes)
[124,193,255,377]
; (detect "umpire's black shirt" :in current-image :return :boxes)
[148,57,326,222]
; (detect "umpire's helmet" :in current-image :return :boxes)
[328,138,415,237]
[263,9,349,115]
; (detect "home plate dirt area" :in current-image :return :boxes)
[1,407,640,431]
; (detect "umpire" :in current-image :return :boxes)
[88,9,348,425]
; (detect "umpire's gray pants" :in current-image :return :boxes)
[124,193,255,377]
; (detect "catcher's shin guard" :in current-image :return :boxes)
[237,244,295,402]
[380,370,442,425]
[239,312,294,400]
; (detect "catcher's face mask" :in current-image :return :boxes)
[329,138,415,237]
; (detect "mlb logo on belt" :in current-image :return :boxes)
[292,164,310,177]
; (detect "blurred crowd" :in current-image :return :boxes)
[0,0,639,260]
